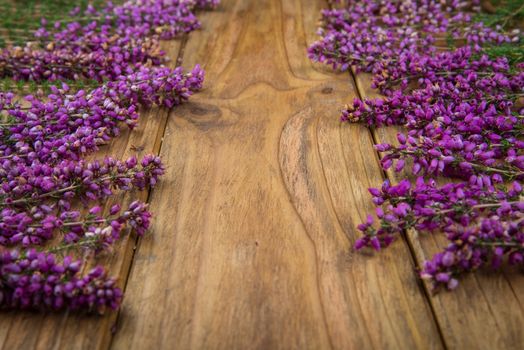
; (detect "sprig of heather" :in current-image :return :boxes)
[0,156,163,246]
[67,0,217,39]
[341,80,523,127]
[0,155,164,208]
[308,1,519,75]
[0,65,204,165]
[0,35,164,82]
[376,130,524,180]
[1,198,152,247]
[421,214,524,291]
[369,48,523,94]
[0,250,122,313]
[0,200,152,312]
[356,178,524,249]
[94,1,201,40]
[0,0,219,83]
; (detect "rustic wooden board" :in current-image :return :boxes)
[352,71,524,349]
[113,1,442,349]
[0,40,183,350]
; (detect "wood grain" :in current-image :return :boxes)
[114,1,442,349]
[0,40,182,350]
[353,69,524,349]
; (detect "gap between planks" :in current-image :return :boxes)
[109,33,191,346]
[347,67,449,350]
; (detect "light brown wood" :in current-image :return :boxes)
[0,40,182,350]
[353,70,524,349]
[9,1,516,348]
[113,1,442,349]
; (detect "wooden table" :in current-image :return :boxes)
[1,0,523,349]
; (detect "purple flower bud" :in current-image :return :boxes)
[354,238,367,250]
[110,204,122,215]
[436,273,450,283]
[370,237,381,251]
[441,252,455,267]
[89,206,102,215]
[447,279,459,290]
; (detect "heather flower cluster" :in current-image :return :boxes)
[1,250,123,312]
[0,0,219,82]
[310,0,523,291]
[0,0,218,313]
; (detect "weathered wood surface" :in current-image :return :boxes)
[353,67,524,349]
[113,0,441,349]
[4,0,522,349]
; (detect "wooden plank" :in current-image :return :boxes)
[114,1,443,349]
[0,39,183,350]
[353,69,524,349]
